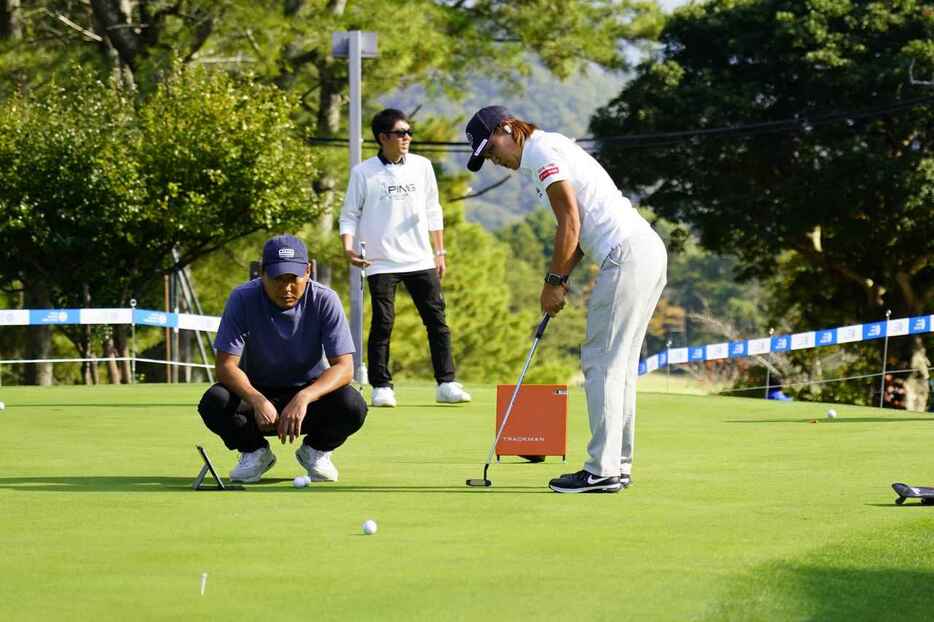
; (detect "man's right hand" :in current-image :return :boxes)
[345,249,372,269]
[249,395,279,430]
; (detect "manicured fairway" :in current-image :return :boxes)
[0,382,932,621]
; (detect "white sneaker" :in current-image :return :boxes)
[371,386,397,407]
[229,446,276,483]
[295,445,339,482]
[436,381,471,403]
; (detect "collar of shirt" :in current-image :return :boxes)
[378,151,406,166]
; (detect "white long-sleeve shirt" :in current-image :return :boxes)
[339,153,443,276]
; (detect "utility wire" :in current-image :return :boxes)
[305,94,934,152]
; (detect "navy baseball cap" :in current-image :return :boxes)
[465,105,511,172]
[261,234,309,278]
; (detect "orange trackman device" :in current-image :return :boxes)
[495,384,567,461]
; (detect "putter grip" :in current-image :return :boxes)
[535,314,550,339]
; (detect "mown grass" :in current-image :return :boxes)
[0,382,931,621]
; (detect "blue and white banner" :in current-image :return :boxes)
[639,314,934,376]
[2,309,931,372]
[0,307,212,332]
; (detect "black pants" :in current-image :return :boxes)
[198,383,367,453]
[367,268,455,388]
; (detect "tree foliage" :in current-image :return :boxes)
[591,0,934,405]
[592,0,934,325]
[0,67,318,307]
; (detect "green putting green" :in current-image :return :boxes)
[0,382,932,621]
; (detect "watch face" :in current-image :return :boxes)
[545,273,563,286]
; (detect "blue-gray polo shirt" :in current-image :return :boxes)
[213,279,355,387]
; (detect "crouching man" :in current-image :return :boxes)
[198,234,367,483]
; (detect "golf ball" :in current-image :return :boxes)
[362,519,378,535]
[0,401,5,411]
[293,475,309,488]
[827,408,837,419]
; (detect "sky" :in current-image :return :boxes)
[660,0,690,11]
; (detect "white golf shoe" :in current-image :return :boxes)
[295,445,339,482]
[229,446,277,483]
[436,381,471,403]
[371,386,397,407]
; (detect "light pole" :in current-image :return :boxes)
[332,31,378,385]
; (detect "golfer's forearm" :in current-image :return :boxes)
[340,233,355,253]
[546,182,581,276]
[550,222,580,276]
[298,357,353,403]
[216,362,263,404]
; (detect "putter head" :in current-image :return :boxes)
[465,478,492,487]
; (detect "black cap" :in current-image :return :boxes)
[465,105,510,172]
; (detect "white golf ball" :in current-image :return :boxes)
[0,401,5,411]
[293,475,309,488]
[827,408,837,419]
[362,519,378,535]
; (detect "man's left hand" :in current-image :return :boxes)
[435,255,446,280]
[278,393,313,444]
[540,283,567,316]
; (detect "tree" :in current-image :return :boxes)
[0,67,319,383]
[591,0,934,407]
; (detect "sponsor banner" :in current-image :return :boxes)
[816,329,837,346]
[836,324,862,344]
[887,318,909,337]
[645,354,659,373]
[909,315,931,334]
[133,308,178,328]
[639,313,932,374]
[0,309,29,326]
[29,309,79,325]
[861,321,886,341]
[706,342,729,361]
[80,308,133,325]
[747,337,771,355]
[177,313,221,333]
[791,331,816,350]
[638,361,647,375]
[668,347,689,364]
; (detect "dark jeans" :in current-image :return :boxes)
[367,268,456,387]
[198,383,367,453]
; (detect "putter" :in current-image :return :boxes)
[466,313,551,487]
[356,241,369,386]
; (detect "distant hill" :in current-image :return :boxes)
[381,62,629,230]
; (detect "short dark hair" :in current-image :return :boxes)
[371,108,408,144]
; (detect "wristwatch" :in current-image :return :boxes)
[544,272,568,287]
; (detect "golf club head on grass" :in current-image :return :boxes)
[465,314,552,489]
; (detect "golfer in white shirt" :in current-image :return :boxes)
[465,106,667,493]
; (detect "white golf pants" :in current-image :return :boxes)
[581,224,667,477]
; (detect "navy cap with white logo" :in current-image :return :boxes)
[261,234,309,278]
[465,105,511,172]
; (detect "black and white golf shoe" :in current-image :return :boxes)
[548,469,622,493]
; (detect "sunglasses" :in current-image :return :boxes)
[383,129,414,137]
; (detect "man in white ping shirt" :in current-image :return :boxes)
[339,108,471,408]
